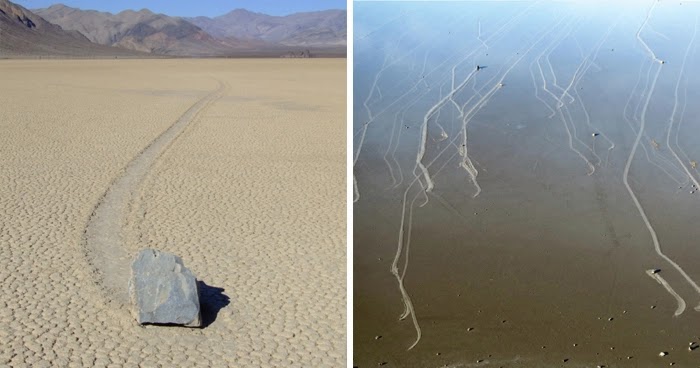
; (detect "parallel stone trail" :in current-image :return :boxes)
[389,11,564,350]
[84,80,226,305]
[666,17,700,191]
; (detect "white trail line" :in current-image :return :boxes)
[83,80,226,304]
[622,60,686,184]
[535,17,578,119]
[646,22,670,41]
[383,112,401,187]
[666,17,700,189]
[529,61,556,117]
[646,270,686,316]
[536,17,597,175]
[356,10,409,42]
[627,3,700,313]
[570,16,620,166]
[391,150,460,351]
[417,68,478,193]
[477,19,488,49]
[636,0,663,64]
[673,25,699,170]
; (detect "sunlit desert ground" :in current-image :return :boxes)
[0,59,345,367]
[355,1,700,367]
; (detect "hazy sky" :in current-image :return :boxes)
[15,0,346,17]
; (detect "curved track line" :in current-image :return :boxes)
[622,58,685,183]
[629,6,700,312]
[646,270,686,317]
[417,68,478,193]
[624,63,700,313]
[83,80,226,305]
[674,22,699,172]
[636,0,663,64]
[390,14,561,350]
[666,18,700,189]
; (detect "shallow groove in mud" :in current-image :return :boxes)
[83,80,226,305]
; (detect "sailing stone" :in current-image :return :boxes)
[128,248,201,327]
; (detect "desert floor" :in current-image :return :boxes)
[0,59,345,367]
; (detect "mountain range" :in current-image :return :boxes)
[0,0,144,57]
[187,9,346,47]
[0,1,346,58]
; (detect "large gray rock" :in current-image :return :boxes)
[128,248,201,327]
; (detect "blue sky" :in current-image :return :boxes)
[15,0,346,17]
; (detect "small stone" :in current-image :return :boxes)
[659,351,668,357]
[563,358,569,362]
[651,269,661,274]
[651,305,657,309]
[573,343,578,347]
[467,327,474,331]
[129,248,201,327]
[627,356,633,359]
[374,335,382,340]
[608,317,614,321]
[476,360,483,363]
[378,362,388,366]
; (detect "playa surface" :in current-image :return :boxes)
[0,58,345,367]
[354,2,700,367]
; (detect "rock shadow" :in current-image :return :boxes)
[198,280,231,328]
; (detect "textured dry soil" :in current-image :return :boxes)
[0,59,345,367]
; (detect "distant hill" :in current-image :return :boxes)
[33,4,242,56]
[186,9,346,48]
[3,1,346,58]
[0,0,141,57]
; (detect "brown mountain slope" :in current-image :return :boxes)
[33,4,242,56]
[187,9,346,48]
[0,0,140,57]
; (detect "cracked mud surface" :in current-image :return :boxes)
[0,59,346,367]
